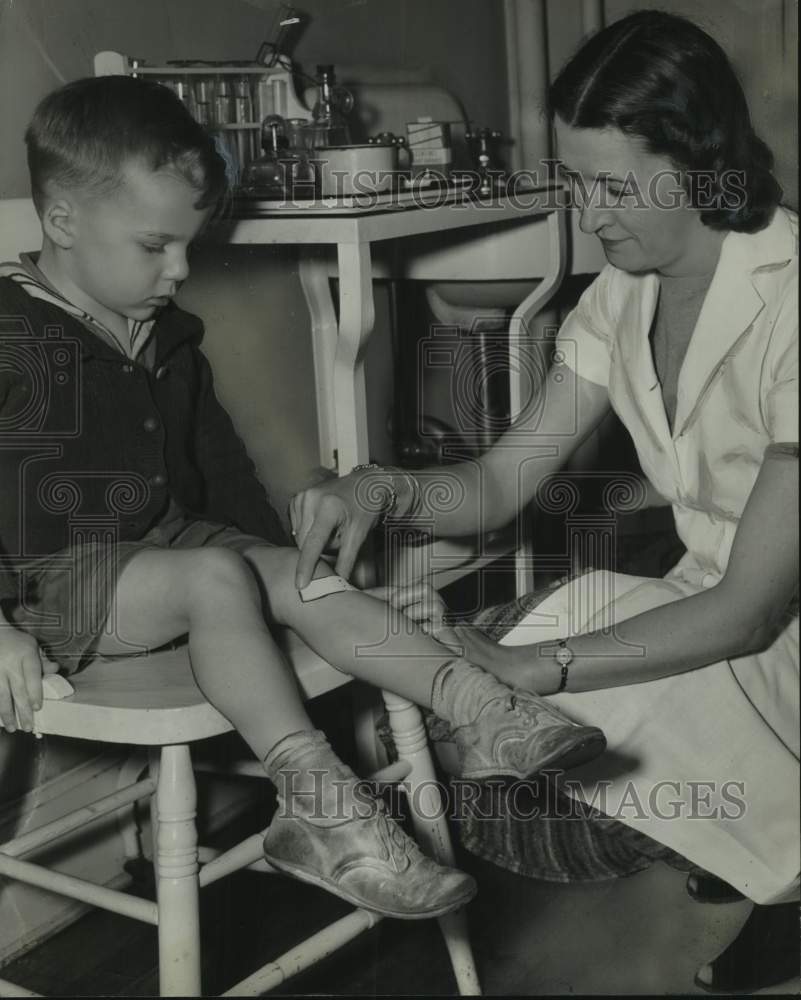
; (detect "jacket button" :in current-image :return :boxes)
[154,365,169,380]
[143,416,159,432]
[122,363,134,374]
[149,472,167,487]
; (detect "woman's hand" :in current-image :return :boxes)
[452,625,557,694]
[290,472,382,589]
[452,624,520,673]
[367,582,462,652]
[0,629,45,734]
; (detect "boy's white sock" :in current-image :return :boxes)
[262,729,375,826]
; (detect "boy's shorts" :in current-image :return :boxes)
[5,512,276,675]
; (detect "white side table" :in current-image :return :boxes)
[219,187,568,477]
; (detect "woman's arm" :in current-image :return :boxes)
[292,366,610,587]
[452,364,611,534]
[462,447,798,694]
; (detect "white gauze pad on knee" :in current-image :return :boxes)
[298,575,357,603]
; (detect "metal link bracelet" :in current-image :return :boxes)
[351,463,398,523]
[351,463,421,523]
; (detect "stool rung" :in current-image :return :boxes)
[222,908,382,996]
[198,834,270,887]
[193,759,413,785]
[370,759,411,784]
[199,845,275,878]
[193,760,271,779]
[0,853,158,926]
[0,778,156,859]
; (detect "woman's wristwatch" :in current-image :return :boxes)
[554,639,574,692]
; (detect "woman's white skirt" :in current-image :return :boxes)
[501,570,800,904]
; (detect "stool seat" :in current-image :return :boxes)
[33,630,353,746]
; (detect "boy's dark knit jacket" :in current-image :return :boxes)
[0,277,287,602]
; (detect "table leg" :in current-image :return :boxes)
[334,241,375,473]
[299,254,339,471]
[299,243,376,476]
[508,209,568,596]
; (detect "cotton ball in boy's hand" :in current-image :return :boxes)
[41,674,74,700]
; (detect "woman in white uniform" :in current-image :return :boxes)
[290,11,798,993]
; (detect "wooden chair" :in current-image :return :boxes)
[0,632,480,997]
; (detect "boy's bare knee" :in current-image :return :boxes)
[185,547,259,606]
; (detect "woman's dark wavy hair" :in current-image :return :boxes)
[25,75,228,217]
[548,10,782,232]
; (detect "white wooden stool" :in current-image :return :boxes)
[0,632,481,996]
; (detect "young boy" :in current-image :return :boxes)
[0,75,605,919]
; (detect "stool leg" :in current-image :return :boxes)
[352,683,390,774]
[116,752,149,863]
[153,744,202,997]
[383,692,481,996]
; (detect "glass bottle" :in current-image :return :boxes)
[309,65,351,148]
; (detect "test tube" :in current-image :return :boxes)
[194,77,213,126]
[235,76,255,163]
[215,77,234,125]
[235,76,252,122]
[172,76,195,117]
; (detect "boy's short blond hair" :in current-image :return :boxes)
[25,75,228,215]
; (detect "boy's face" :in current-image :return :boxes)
[65,160,211,323]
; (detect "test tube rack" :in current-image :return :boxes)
[94,50,311,175]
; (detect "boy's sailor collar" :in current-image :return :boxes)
[0,251,155,360]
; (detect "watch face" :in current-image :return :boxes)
[555,645,573,667]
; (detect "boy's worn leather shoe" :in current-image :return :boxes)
[431,660,606,781]
[452,688,606,781]
[263,799,477,919]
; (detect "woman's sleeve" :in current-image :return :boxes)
[554,265,618,388]
[762,273,799,444]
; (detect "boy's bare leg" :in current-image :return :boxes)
[92,544,478,918]
[244,544,607,781]
[96,543,604,784]
[243,545,456,705]
[94,547,310,760]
